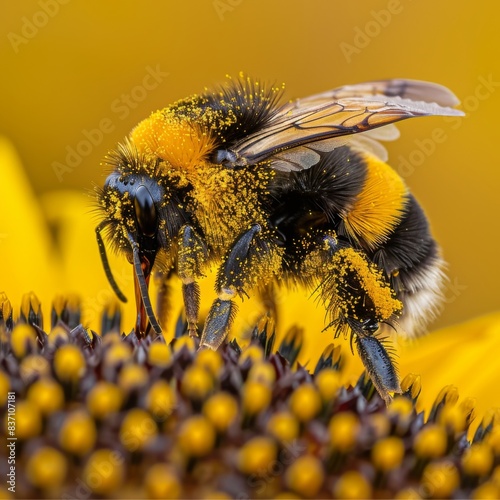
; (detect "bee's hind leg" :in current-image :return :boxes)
[302,233,403,403]
[200,224,282,350]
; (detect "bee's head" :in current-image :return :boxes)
[100,171,164,265]
[95,142,188,337]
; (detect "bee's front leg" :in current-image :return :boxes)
[200,224,281,350]
[177,225,208,338]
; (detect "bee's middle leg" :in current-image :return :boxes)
[200,224,281,350]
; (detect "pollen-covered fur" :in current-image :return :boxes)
[96,75,463,403]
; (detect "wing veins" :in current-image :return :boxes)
[224,80,464,171]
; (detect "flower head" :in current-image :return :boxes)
[1,296,500,499]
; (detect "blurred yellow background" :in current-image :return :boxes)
[1,1,499,405]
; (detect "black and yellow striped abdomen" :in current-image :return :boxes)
[267,145,444,337]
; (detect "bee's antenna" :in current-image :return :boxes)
[95,222,128,303]
[128,234,163,336]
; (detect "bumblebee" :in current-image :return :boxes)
[96,76,463,402]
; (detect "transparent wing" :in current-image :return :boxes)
[292,79,461,108]
[230,79,463,171]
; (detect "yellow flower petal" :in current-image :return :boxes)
[0,136,60,317]
[401,313,500,427]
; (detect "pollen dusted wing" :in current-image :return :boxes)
[231,79,464,171]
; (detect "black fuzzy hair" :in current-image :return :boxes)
[201,76,285,147]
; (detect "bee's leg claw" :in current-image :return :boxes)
[187,326,199,338]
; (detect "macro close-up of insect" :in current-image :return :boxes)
[6,2,500,496]
[95,76,464,403]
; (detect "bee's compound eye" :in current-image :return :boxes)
[363,319,379,334]
[134,185,157,237]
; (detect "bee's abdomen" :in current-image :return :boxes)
[267,146,367,254]
[340,152,408,250]
[370,194,445,336]
[268,146,444,336]
[371,194,437,282]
